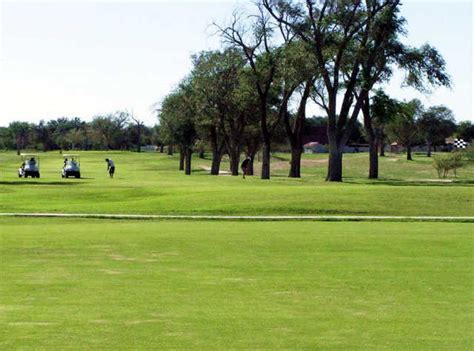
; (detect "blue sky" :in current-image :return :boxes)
[0,0,472,126]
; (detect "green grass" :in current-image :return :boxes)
[0,151,473,216]
[0,218,472,349]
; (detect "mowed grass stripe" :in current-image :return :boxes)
[0,218,472,349]
[0,212,473,222]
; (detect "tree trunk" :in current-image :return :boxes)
[229,149,240,176]
[379,127,386,156]
[247,155,255,176]
[136,128,141,152]
[198,149,205,159]
[289,146,303,178]
[368,140,379,179]
[362,95,378,179]
[179,148,185,171]
[167,145,173,156]
[261,141,271,180]
[210,152,222,175]
[326,146,343,182]
[406,145,413,161]
[427,142,432,157]
[184,148,192,175]
[159,144,164,153]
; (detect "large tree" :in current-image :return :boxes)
[8,121,31,155]
[191,49,248,176]
[159,79,198,175]
[418,106,456,157]
[217,7,281,179]
[387,99,422,161]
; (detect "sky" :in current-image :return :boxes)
[0,0,472,127]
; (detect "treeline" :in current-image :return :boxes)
[157,0,466,181]
[0,112,162,154]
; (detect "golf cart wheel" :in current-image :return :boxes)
[75,173,81,179]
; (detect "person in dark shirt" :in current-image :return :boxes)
[240,157,251,179]
[105,158,115,178]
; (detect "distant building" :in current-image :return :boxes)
[140,145,158,152]
[304,142,327,153]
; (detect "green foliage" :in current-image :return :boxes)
[457,121,474,142]
[386,99,423,145]
[433,152,465,178]
[419,106,456,146]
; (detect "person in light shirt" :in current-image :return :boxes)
[105,158,115,178]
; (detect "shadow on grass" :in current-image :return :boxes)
[0,181,81,186]
[344,178,474,187]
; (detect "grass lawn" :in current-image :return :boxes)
[0,218,472,349]
[0,151,472,216]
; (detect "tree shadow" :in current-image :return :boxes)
[344,178,474,187]
[0,181,81,186]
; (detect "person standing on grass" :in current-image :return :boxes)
[241,156,251,179]
[105,158,115,178]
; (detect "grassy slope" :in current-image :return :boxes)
[0,218,472,349]
[0,151,472,216]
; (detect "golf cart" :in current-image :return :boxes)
[18,154,40,178]
[61,154,81,178]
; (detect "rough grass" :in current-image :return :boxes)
[0,218,472,349]
[0,151,472,216]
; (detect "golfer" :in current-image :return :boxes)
[241,156,251,179]
[105,158,115,178]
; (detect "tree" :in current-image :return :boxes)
[387,99,422,161]
[130,113,145,152]
[457,121,474,142]
[217,6,281,179]
[276,40,318,177]
[263,1,401,181]
[89,112,129,150]
[364,90,398,177]
[191,49,247,175]
[8,121,31,155]
[159,79,198,175]
[418,106,456,157]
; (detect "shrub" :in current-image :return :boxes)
[433,152,464,178]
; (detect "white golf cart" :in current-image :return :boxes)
[18,154,40,178]
[61,154,81,178]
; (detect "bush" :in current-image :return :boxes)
[433,152,464,178]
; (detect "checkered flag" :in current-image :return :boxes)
[453,138,468,149]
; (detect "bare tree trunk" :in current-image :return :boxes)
[289,147,303,178]
[179,147,185,171]
[368,140,379,179]
[210,152,222,175]
[379,127,386,156]
[326,144,344,182]
[363,95,379,179]
[229,148,240,176]
[247,155,255,176]
[427,142,432,157]
[406,145,413,161]
[168,145,173,156]
[209,128,222,175]
[136,127,141,152]
[261,141,271,180]
[159,144,164,153]
[184,147,192,175]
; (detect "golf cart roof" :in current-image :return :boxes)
[63,154,80,158]
[20,153,39,157]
